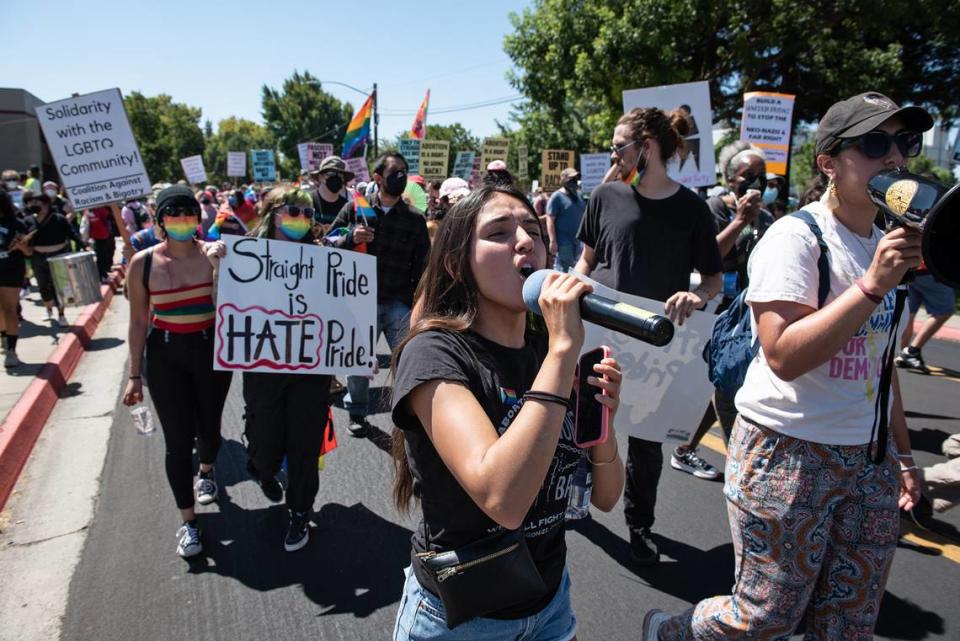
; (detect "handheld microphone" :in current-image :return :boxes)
[522,269,674,347]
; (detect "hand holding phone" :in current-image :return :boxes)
[574,346,612,448]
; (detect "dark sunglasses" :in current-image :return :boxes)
[836,130,922,159]
[159,205,200,218]
[276,205,315,218]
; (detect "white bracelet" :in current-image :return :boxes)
[899,465,918,473]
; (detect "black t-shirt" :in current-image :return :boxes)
[391,329,582,619]
[577,181,722,302]
[28,213,82,248]
[308,190,347,226]
[0,216,29,263]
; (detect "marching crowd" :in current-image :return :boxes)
[1,89,959,640]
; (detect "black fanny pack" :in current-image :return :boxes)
[417,528,547,628]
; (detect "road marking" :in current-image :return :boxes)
[923,365,960,383]
[699,430,727,456]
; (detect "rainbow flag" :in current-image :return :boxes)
[409,89,430,140]
[353,193,376,224]
[342,92,375,159]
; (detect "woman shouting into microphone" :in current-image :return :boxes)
[390,184,624,640]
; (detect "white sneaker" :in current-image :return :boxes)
[176,521,202,558]
[642,609,670,641]
[671,447,720,480]
[195,475,218,505]
[4,351,21,368]
[57,315,69,328]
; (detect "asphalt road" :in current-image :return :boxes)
[61,340,960,641]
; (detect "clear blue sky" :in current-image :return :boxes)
[7,0,530,142]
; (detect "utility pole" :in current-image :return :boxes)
[373,83,379,159]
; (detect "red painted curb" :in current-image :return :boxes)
[0,266,124,510]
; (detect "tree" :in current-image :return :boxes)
[261,71,355,178]
[125,92,205,183]
[908,155,957,187]
[203,117,275,185]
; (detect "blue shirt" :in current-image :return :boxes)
[546,188,585,247]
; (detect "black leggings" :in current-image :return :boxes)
[243,372,331,513]
[93,237,115,279]
[31,248,68,305]
[147,329,233,510]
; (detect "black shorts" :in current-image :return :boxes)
[0,256,26,288]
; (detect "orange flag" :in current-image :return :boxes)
[410,89,430,140]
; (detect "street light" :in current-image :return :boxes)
[308,80,379,158]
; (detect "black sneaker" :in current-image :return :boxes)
[895,347,927,371]
[671,447,720,480]
[630,528,659,566]
[284,510,311,552]
[347,415,371,437]
[246,459,283,503]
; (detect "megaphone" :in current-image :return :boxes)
[867,168,960,288]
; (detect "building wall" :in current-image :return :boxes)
[0,88,53,181]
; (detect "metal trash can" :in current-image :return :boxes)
[48,251,103,307]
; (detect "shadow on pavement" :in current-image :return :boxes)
[908,427,953,455]
[875,591,945,639]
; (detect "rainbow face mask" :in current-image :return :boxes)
[164,215,197,242]
[278,213,311,241]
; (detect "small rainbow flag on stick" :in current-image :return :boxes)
[410,89,430,140]
[342,91,375,159]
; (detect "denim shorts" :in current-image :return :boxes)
[392,565,577,641]
[907,273,956,317]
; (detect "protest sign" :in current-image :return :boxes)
[580,153,610,193]
[740,92,796,175]
[419,140,450,180]
[227,151,246,177]
[180,155,207,184]
[297,142,334,173]
[452,151,475,180]
[575,274,716,443]
[34,88,151,209]
[480,137,510,170]
[399,139,422,174]
[251,150,276,182]
[516,144,529,181]
[622,81,716,187]
[344,157,370,183]
[540,149,575,191]
[215,236,378,376]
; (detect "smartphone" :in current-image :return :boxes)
[574,346,610,448]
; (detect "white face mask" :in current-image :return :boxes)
[4,181,17,190]
[762,186,778,205]
[45,189,58,198]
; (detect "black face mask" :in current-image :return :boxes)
[26,204,42,214]
[324,174,344,193]
[383,171,407,197]
[565,180,578,193]
[736,174,768,198]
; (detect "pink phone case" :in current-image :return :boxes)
[574,345,610,449]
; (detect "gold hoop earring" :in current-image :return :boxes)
[821,178,840,211]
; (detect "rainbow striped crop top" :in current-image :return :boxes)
[150,283,215,333]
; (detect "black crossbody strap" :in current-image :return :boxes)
[870,288,907,464]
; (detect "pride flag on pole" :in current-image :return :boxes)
[410,89,430,140]
[342,91,375,158]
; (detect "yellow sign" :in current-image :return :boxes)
[419,140,450,180]
[540,149,575,191]
[480,137,510,171]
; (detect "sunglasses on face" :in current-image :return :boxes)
[275,205,315,218]
[836,130,922,159]
[159,206,200,218]
[610,140,639,156]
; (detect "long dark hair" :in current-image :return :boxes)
[390,183,546,511]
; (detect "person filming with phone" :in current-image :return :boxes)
[390,184,624,639]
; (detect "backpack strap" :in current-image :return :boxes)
[789,209,830,308]
[142,245,155,294]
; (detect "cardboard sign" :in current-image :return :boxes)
[452,151,475,180]
[297,142,334,173]
[576,274,716,443]
[251,150,276,183]
[419,140,450,180]
[345,157,370,183]
[622,81,716,187]
[214,236,377,376]
[580,153,610,193]
[227,151,246,177]
[480,137,510,171]
[399,139,422,174]
[35,88,151,209]
[540,149,575,191]
[516,144,529,181]
[740,92,796,175]
[180,155,207,184]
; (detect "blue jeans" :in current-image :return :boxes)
[344,300,411,418]
[393,565,577,641]
[553,242,580,273]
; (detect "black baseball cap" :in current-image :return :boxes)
[156,184,199,213]
[815,92,933,155]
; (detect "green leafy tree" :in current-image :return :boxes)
[125,92,205,183]
[203,117,275,185]
[908,155,957,186]
[261,70,354,178]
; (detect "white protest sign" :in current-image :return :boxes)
[623,81,716,187]
[227,151,246,177]
[580,153,610,193]
[180,155,207,184]
[35,88,151,209]
[215,236,377,376]
[516,144,529,181]
[740,92,796,175]
[297,142,335,173]
[453,151,475,180]
[251,150,277,182]
[399,139,422,174]
[345,157,370,183]
[419,140,450,180]
[576,274,716,444]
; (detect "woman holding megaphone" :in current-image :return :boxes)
[644,93,932,640]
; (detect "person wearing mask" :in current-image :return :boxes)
[23,165,41,194]
[2,170,24,211]
[484,159,514,187]
[427,177,470,244]
[644,91,928,641]
[329,152,430,437]
[670,142,775,480]
[307,156,353,233]
[122,185,231,558]
[0,190,31,367]
[197,191,219,235]
[574,107,722,566]
[206,186,332,552]
[26,193,87,325]
[545,167,585,272]
[425,179,443,218]
[390,184,624,638]
[221,188,257,227]
[121,198,151,236]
